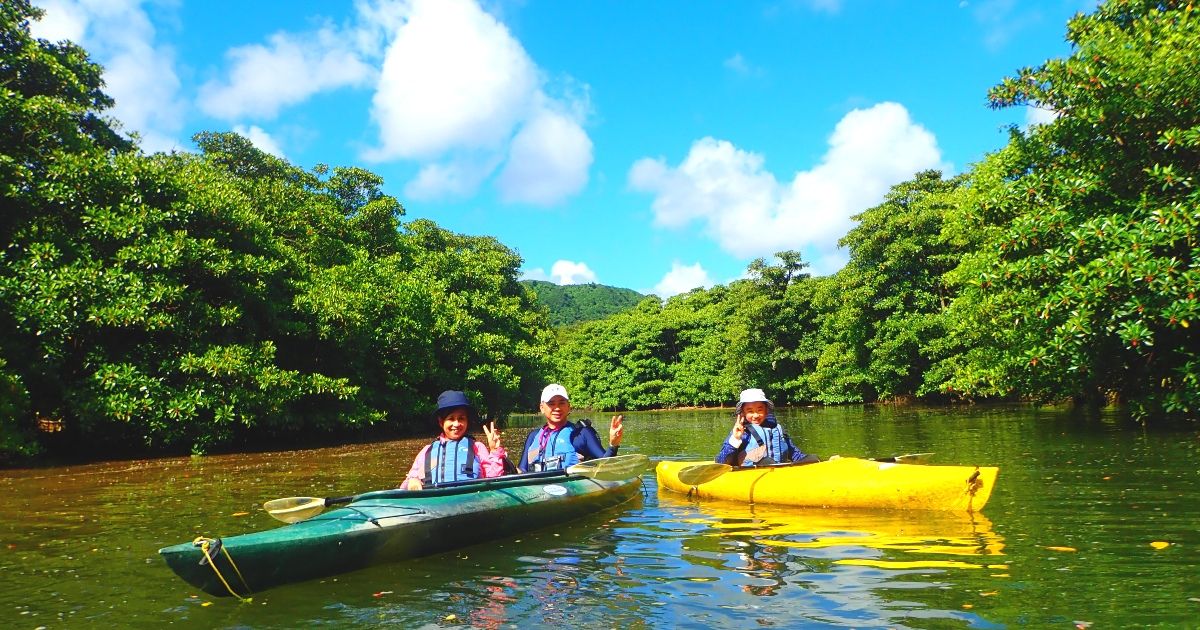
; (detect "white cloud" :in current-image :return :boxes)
[653,262,714,298]
[29,0,87,42]
[198,26,375,120]
[189,0,590,204]
[496,106,593,205]
[363,0,592,204]
[404,156,499,201]
[1024,104,1059,128]
[522,260,597,285]
[723,53,763,77]
[550,260,597,285]
[232,124,285,158]
[629,102,945,275]
[30,0,186,153]
[367,0,537,160]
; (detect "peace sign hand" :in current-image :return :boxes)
[731,414,746,442]
[482,421,503,452]
[609,415,624,446]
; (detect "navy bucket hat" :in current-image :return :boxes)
[435,390,479,424]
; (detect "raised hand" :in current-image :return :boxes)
[609,415,624,446]
[731,414,746,442]
[482,421,503,451]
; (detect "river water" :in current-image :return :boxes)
[1,404,1196,628]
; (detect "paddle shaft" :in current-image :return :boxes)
[323,468,573,507]
[718,453,933,473]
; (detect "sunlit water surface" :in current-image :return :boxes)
[1,404,1197,628]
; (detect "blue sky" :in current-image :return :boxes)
[30,0,1093,296]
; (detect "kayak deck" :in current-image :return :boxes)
[160,473,641,596]
[656,457,997,512]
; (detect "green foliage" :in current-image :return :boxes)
[943,0,1200,416]
[0,2,555,457]
[521,280,647,326]
[811,171,965,402]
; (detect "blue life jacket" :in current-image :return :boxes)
[739,415,790,466]
[522,422,582,471]
[422,436,481,485]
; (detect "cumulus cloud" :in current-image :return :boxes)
[197,27,376,120]
[367,0,537,160]
[522,260,597,285]
[232,124,285,158]
[189,0,591,204]
[496,106,593,205]
[364,0,591,204]
[653,262,714,298]
[31,0,186,153]
[404,156,499,201]
[629,102,945,275]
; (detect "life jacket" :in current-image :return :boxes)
[523,422,582,471]
[739,415,789,466]
[422,436,481,485]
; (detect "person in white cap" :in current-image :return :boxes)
[517,383,624,473]
[715,388,817,467]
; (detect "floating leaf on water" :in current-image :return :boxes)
[1150,541,1169,549]
[962,603,974,609]
[231,512,249,517]
[980,591,999,596]
[201,602,212,607]
[1045,546,1077,552]
[445,613,457,621]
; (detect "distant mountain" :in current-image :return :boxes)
[521,280,650,327]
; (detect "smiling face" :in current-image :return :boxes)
[540,396,570,428]
[740,401,769,425]
[439,408,470,440]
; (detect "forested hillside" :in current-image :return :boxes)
[521,280,649,326]
[3,0,1195,462]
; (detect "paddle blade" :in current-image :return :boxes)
[263,497,326,523]
[676,463,732,486]
[893,452,935,465]
[567,453,650,481]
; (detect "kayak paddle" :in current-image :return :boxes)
[673,453,935,487]
[676,463,733,486]
[264,453,650,523]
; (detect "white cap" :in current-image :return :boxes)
[540,383,570,403]
[739,388,769,405]
[736,388,773,413]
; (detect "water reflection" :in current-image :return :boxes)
[656,492,1007,627]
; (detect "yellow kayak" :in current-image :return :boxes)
[656,457,998,512]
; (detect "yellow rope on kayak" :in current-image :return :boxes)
[193,536,253,602]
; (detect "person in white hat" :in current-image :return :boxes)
[715,388,817,467]
[517,383,624,472]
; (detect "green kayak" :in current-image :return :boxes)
[160,469,643,597]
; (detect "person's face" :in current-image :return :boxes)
[740,401,769,425]
[541,396,570,425]
[440,408,470,440]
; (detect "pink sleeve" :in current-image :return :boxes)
[405,444,430,482]
[474,441,509,479]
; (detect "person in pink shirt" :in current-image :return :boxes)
[403,390,507,490]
